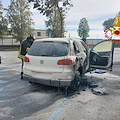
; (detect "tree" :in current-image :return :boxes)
[0,1,8,45]
[103,18,114,31]
[77,17,90,43]
[28,0,72,37]
[103,11,120,31]
[7,0,34,43]
[45,7,65,37]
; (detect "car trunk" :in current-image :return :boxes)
[24,41,69,79]
[26,55,65,73]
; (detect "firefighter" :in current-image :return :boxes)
[18,34,35,79]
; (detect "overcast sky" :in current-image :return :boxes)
[2,0,120,39]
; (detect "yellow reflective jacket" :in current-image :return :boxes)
[18,39,32,59]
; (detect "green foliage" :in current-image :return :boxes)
[103,18,114,30]
[28,0,73,37]
[45,8,65,37]
[29,0,72,16]
[102,11,120,31]
[0,18,8,39]
[0,1,8,40]
[7,0,34,43]
[77,17,90,42]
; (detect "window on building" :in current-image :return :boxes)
[37,32,41,36]
[7,31,12,35]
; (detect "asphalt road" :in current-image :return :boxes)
[110,48,120,76]
[0,51,63,120]
[0,48,120,120]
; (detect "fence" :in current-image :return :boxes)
[0,38,119,47]
[86,39,120,47]
[0,38,20,45]
[86,39,104,46]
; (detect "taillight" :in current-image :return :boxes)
[23,56,30,62]
[57,58,73,65]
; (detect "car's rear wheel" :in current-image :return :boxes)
[70,71,81,91]
[64,87,69,96]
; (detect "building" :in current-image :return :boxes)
[0,28,105,46]
[34,29,48,39]
[0,29,48,45]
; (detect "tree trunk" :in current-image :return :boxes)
[2,38,3,45]
[20,0,23,41]
[57,4,63,37]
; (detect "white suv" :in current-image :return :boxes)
[23,38,114,93]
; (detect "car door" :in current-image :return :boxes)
[80,41,89,72]
[90,40,114,70]
[72,41,87,71]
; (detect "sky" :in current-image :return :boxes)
[1,0,120,39]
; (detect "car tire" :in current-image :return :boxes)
[78,66,84,81]
[70,71,81,91]
[64,87,68,96]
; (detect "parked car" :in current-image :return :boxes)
[23,38,114,94]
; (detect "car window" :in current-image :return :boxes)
[81,41,88,55]
[92,41,112,52]
[27,42,68,57]
[73,42,80,54]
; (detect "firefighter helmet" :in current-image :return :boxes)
[29,34,35,40]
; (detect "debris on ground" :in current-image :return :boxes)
[90,69,106,74]
[91,88,109,96]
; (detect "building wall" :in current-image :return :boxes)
[33,29,48,39]
[0,29,48,45]
[0,28,105,46]
[0,38,19,45]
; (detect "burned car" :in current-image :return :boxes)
[23,38,114,94]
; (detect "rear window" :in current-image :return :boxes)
[27,42,68,57]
